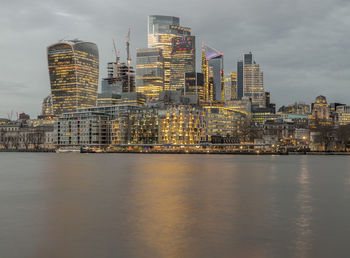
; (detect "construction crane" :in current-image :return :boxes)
[126,27,131,93]
[7,110,13,121]
[112,37,120,64]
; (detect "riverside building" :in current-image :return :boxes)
[54,104,211,147]
[158,106,207,145]
[203,106,248,142]
[47,40,99,115]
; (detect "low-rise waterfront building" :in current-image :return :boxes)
[0,121,54,150]
[263,119,295,140]
[336,105,350,125]
[158,106,207,144]
[55,112,110,147]
[203,106,247,142]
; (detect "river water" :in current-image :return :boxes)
[1,153,350,258]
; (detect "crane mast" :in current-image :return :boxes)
[126,27,131,93]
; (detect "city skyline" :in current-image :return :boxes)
[1,0,350,117]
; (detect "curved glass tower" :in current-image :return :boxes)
[47,40,99,115]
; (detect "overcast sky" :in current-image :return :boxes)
[1,0,349,118]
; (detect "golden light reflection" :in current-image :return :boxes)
[294,158,313,257]
[129,156,195,257]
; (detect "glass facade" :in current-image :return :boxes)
[136,48,164,98]
[55,112,110,146]
[158,106,207,144]
[224,72,237,102]
[203,106,247,141]
[237,60,243,99]
[170,36,195,91]
[202,44,224,103]
[148,15,191,90]
[242,52,265,107]
[185,72,204,103]
[47,40,99,115]
[337,106,350,125]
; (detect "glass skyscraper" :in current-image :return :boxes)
[242,52,264,107]
[170,36,196,91]
[237,60,243,99]
[148,15,191,90]
[136,48,164,98]
[185,72,204,103]
[47,40,99,115]
[202,44,224,103]
[224,72,237,102]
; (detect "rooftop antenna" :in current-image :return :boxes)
[126,27,131,93]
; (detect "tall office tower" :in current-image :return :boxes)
[237,60,243,99]
[47,40,99,115]
[265,92,270,108]
[136,48,165,99]
[242,52,264,107]
[224,72,237,102]
[202,44,224,103]
[244,52,253,65]
[185,72,204,102]
[170,36,195,91]
[148,15,191,90]
[231,72,237,99]
[101,62,135,94]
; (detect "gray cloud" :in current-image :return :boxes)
[0,0,349,117]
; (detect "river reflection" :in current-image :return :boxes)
[1,154,350,258]
[294,157,313,257]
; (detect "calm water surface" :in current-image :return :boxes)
[1,153,350,258]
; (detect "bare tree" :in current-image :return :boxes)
[32,129,45,149]
[2,133,11,149]
[11,131,20,150]
[336,124,350,151]
[238,118,262,142]
[0,129,5,148]
[23,132,33,150]
[313,125,335,151]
